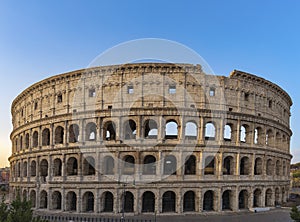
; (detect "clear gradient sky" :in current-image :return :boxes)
[0,0,299,167]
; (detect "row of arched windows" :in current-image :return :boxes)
[21,187,286,213]
[11,155,288,179]
[13,119,289,152]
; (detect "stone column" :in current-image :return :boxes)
[198,116,204,144]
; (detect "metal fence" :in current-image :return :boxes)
[38,215,155,222]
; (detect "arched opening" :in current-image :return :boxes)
[142,191,155,212]
[83,192,94,212]
[276,132,281,148]
[102,192,114,212]
[104,121,116,141]
[276,160,281,176]
[85,122,97,141]
[124,120,137,140]
[82,156,95,176]
[222,190,232,210]
[203,190,214,211]
[55,126,64,144]
[275,188,280,205]
[265,189,273,207]
[42,128,50,146]
[254,127,263,145]
[266,129,274,146]
[22,190,27,201]
[163,155,177,175]
[185,122,197,139]
[20,136,23,150]
[30,190,36,208]
[53,158,62,176]
[40,159,48,179]
[223,156,234,175]
[282,188,286,203]
[224,124,232,141]
[66,157,78,176]
[143,155,156,175]
[266,159,273,176]
[25,133,29,149]
[254,158,263,175]
[184,155,196,175]
[162,191,176,213]
[23,161,27,177]
[123,191,134,212]
[103,156,114,175]
[165,120,178,139]
[253,189,262,207]
[240,125,249,143]
[183,191,195,212]
[283,161,286,176]
[40,190,48,209]
[204,156,215,175]
[205,122,216,140]
[32,131,38,147]
[66,191,77,211]
[30,160,36,177]
[144,119,158,139]
[17,162,20,177]
[123,155,135,175]
[52,191,62,210]
[238,190,248,209]
[69,124,79,143]
[240,157,250,175]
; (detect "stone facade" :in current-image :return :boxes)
[9,63,292,215]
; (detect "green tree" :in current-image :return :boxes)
[291,206,300,222]
[0,195,9,222]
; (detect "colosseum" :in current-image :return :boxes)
[9,63,292,217]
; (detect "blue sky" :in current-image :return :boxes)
[0,0,299,167]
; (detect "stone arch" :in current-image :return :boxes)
[53,158,62,176]
[144,119,158,139]
[162,191,176,213]
[20,135,23,150]
[238,190,248,209]
[240,156,250,175]
[266,159,274,175]
[185,121,197,139]
[142,191,155,212]
[183,191,195,212]
[103,121,116,141]
[82,191,94,212]
[30,160,36,177]
[266,129,274,146]
[253,189,262,207]
[69,124,79,143]
[66,157,78,176]
[123,191,134,212]
[66,191,77,211]
[254,157,263,175]
[203,190,214,211]
[276,160,281,176]
[42,128,50,146]
[103,156,114,175]
[265,188,273,207]
[163,155,177,175]
[223,156,234,175]
[29,190,36,208]
[55,126,64,144]
[102,191,114,212]
[143,155,156,175]
[124,119,137,140]
[275,187,280,205]
[240,124,249,143]
[40,190,48,209]
[40,159,48,177]
[224,124,232,141]
[22,189,27,200]
[52,191,62,210]
[222,190,232,210]
[85,122,97,141]
[23,161,28,177]
[276,132,282,148]
[184,155,196,175]
[282,161,287,176]
[16,162,20,177]
[254,127,263,145]
[25,133,29,149]
[204,156,215,175]
[123,155,135,175]
[205,122,216,140]
[32,131,38,147]
[165,120,178,139]
[82,156,95,176]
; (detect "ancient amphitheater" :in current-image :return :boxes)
[9,63,292,216]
